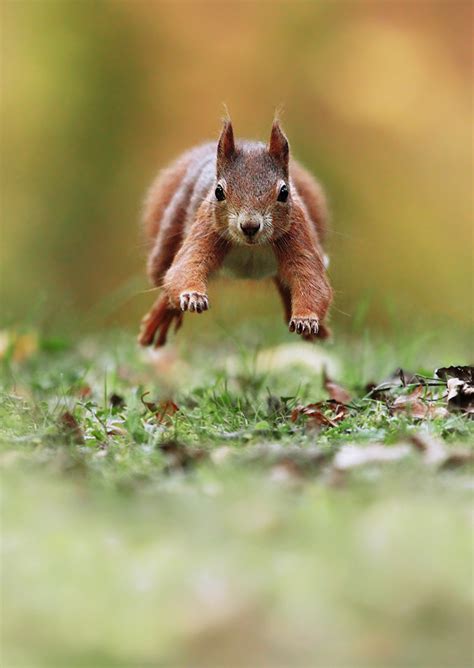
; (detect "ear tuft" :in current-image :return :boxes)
[269,120,289,174]
[217,120,236,171]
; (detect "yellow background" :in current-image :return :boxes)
[2,1,472,334]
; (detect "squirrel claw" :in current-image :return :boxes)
[289,317,319,337]
[180,291,209,313]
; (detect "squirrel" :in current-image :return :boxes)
[138,118,333,347]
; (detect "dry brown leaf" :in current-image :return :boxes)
[141,392,179,423]
[436,365,474,414]
[436,366,474,383]
[59,411,84,444]
[391,387,448,419]
[155,400,179,423]
[392,386,426,418]
[446,377,474,414]
[323,369,352,404]
[426,405,449,418]
[291,402,346,428]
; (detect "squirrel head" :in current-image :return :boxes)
[212,119,292,246]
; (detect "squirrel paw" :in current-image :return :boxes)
[179,291,209,313]
[289,316,319,336]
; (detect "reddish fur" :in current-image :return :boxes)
[143,153,191,241]
[138,120,333,347]
[290,160,328,244]
[139,295,183,347]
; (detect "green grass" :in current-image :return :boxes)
[1,327,473,667]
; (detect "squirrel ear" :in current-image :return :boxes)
[217,120,236,171]
[269,120,289,174]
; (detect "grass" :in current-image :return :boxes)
[1,325,473,667]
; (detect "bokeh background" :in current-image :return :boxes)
[2,0,473,336]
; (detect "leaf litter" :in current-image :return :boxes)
[268,366,473,479]
[44,364,473,484]
[436,366,474,414]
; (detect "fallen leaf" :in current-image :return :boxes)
[392,385,423,407]
[426,404,450,418]
[446,377,474,414]
[391,387,448,419]
[436,366,474,383]
[59,411,84,444]
[434,365,474,413]
[291,402,346,428]
[155,400,179,423]
[141,392,179,423]
[323,369,352,404]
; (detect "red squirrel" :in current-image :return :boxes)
[139,118,333,347]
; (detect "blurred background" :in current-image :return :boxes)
[2,0,473,336]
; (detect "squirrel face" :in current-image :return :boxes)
[211,120,292,246]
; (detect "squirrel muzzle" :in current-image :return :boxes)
[232,211,271,245]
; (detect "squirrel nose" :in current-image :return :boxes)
[240,220,261,238]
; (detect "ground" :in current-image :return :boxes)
[1,325,473,668]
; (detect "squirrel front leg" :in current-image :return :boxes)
[273,206,332,337]
[162,204,229,312]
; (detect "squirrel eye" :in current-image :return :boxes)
[277,184,289,203]
[215,184,225,201]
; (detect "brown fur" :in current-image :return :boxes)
[139,120,333,347]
